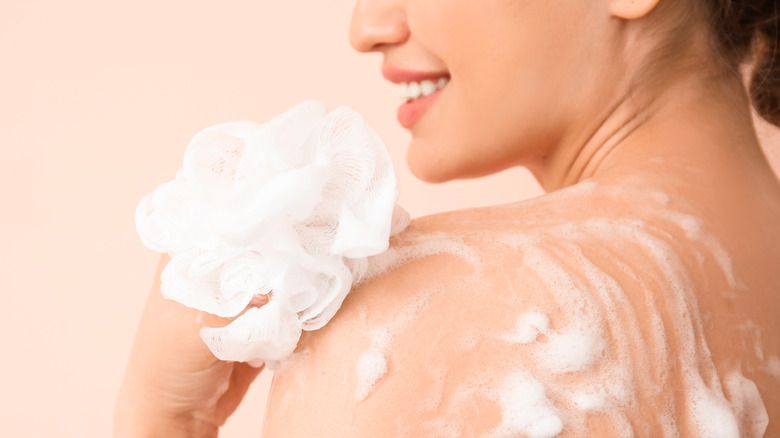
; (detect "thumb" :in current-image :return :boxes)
[193,292,270,331]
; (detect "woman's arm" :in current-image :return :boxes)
[114,254,265,438]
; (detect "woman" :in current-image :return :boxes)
[115,0,780,436]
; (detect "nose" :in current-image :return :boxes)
[349,0,409,53]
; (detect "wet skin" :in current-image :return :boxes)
[263,153,780,436]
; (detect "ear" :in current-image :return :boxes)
[609,0,662,19]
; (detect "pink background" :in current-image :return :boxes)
[0,0,777,436]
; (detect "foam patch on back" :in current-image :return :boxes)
[488,372,564,438]
[356,327,391,401]
[361,232,480,284]
[503,311,550,344]
[355,284,442,401]
[571,389,607,411]
[723,371,769,437]
[538,330,605,374]
[763,355,780,382]
[356,350,388,401]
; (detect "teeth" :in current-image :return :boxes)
[400,77,449,101]
[408,81,421,99]
[420,80,437,96]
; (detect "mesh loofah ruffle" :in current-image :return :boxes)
[135,100,409,365]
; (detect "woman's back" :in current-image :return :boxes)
[263,159,780,437]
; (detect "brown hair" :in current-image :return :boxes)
[706,0,780,125]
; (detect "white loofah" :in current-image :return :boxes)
[135,100,410,365]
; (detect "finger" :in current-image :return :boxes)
[153,253,272,329]
[233,360,266,391]
[249,293,270,307]
[194,292,271,329]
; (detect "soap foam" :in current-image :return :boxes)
[488,372,564,438]
[722,371,769,437]
[351,229,483,403]
[354,285,443,401]
[355,327,392,401]
[571,389,607,411]
[356,350,388,401]
[538,330,605,374]
[361,232,481,284]
[688,379,740,438]
[764,355,780,382]
[503,311,550,344]
[516,244,609,375]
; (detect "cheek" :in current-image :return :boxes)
[406,0,589,182]
[406,91,562,184]
[407,56,568,182]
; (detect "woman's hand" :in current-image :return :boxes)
[114,254,267,438]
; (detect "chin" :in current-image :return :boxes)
[406,143,498,183]
[406,139,456,183]
[407,154,452,183]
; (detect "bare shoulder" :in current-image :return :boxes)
[262,179,777,437]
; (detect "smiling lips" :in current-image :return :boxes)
[382,65,450,129]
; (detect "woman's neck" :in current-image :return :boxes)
[530,70,771,193]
